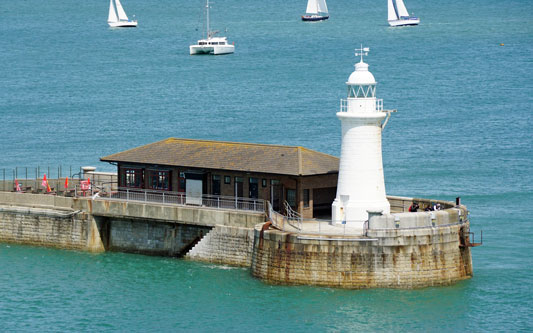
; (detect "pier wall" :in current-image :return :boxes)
[0,206,104,252]
[251,206,473,289]
[186,225,255,267]
[0,192,265,258]
[104,217,212,256]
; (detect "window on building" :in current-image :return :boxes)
[123,168,143,188]
[303,189,310,208]
[287,189,296,209]
[179,172,186,192]
[348,84,376,98]
[270,179,280,185]
[262,179,267,187]
[212,175,221,195]
[149,170,170,190]
[224,176,231,184]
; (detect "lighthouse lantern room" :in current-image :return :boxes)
[331,46,394,229]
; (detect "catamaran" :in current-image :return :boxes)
[302,0,329,21]
[190,0,234,55]
[108,0,137,28]
[388,0,419,26]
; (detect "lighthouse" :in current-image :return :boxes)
[331,46,393,228]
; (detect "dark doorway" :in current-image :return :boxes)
[270,180,282,211]
[249,178,258,199]
[235,177,244,198]
[212,175,221,195]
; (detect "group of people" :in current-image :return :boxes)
[408,202,441,212]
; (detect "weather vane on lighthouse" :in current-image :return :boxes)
[355,45,370,62]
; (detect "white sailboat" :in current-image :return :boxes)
[190,0,234,55]
[108,0,137,28]
[302,0,329,21]
[388,0,419,27]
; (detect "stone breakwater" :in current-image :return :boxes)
[186,225,255,267]
[0,192,475,289]
[0,192,263,260]
[0,205,97,251]
[251,203,474,289]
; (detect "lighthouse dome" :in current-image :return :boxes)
[347,62,376,85]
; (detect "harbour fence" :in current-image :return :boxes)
[94,187,266,213]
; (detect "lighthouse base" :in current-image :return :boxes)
[331,198,391,229]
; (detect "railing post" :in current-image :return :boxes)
[162,192,165,204]
[254,200,256,211]
[127,188,130,201]
[144,190,147,202]
[217,197,220,208]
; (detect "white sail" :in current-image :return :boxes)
[306,0,318,14]
[115,0,129,21]
[108,0,118,23]
[317,0,328,14]
[388,0,398,20]
[395,0,410,17]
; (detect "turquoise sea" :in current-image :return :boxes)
[1,0,532,330]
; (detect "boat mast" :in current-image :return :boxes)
[206,0,210,39]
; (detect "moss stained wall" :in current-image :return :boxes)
[0,207,93,251]
[251,222,473,289]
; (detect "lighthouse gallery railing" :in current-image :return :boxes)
[339,98,383,112]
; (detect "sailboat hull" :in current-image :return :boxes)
[108,20,138,27]
[190,44,235,55]
[388,18,419,26]
[302,15,329,21]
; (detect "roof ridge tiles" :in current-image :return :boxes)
[167,137,303,149]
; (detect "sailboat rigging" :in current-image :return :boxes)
[107,0,137,27]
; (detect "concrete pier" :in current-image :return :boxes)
[0,192,265,258]
[251,197,474,288]
[0,192,476,288]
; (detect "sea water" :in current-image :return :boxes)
[0,0,532,330]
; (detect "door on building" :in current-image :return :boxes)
[212,175,221,195]
[185,172,203,205]
[234,177,244,198]
[249,178,258,199]
[270,180,282,212]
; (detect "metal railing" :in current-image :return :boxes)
[268,202,302,231]
[339,98,383,112]
[94,187,265,213]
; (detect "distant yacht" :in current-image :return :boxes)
[302,0,329,21]
[108,0,137,28]
[190,0,234,55]
[388,0,419,27]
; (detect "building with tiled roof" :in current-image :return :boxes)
[101,138,339,218]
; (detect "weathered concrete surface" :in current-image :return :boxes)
[106,218,212,256]
[0,205,104,252]
[78,198,266,228]
[251,223,473,288]
[251,202,474,289]
[0,192,265,256]
[186,225,255,267]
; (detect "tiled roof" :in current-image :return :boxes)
[101,138,339,176]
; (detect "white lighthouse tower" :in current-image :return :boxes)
[331,46,393,229]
